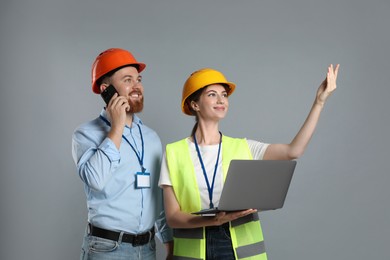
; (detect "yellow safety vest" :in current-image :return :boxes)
[166,135,268,260]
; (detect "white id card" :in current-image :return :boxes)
[135,172,150,189]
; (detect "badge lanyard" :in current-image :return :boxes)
[193,132,222,209]
[99,115,146,173]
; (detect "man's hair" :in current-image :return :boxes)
[96,64,140,87]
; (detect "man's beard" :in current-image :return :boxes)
[128,96,144,113]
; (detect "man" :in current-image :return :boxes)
[72,48,172,259]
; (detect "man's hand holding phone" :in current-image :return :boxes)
[101,85,130,149]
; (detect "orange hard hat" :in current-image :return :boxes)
[181,68,236,115]
[91,48,146,94]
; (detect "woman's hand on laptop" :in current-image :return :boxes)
[213,209,258,226]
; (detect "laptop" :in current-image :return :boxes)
[192,160,297,216]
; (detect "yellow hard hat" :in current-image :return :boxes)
[181,68,236,115]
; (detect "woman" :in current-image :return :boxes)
[159,65,339,259]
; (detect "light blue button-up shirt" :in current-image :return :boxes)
[72,109,172,242]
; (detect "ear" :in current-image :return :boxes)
[191,101,199,111]
[99,83,109,93]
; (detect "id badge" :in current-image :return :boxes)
[135,172,151,189]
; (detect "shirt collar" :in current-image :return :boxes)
[100,108,143,128]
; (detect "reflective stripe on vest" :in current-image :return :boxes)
[173,227,203,239]
[231,212,259,228]
[173,213,258,240]
[173,256,202,260]
[236,241,266,258]
[166,136,267,260]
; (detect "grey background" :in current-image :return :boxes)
[1,0,389,259]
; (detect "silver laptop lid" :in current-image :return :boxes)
[217,160,297,211]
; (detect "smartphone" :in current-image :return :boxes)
[101,85,118,105]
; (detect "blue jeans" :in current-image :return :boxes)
[80,228,156,260]
[205,223,235,260]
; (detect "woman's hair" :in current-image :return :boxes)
[186,84,230,137]
[186,87,204,137]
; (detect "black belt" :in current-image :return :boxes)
[88,223,155,246]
